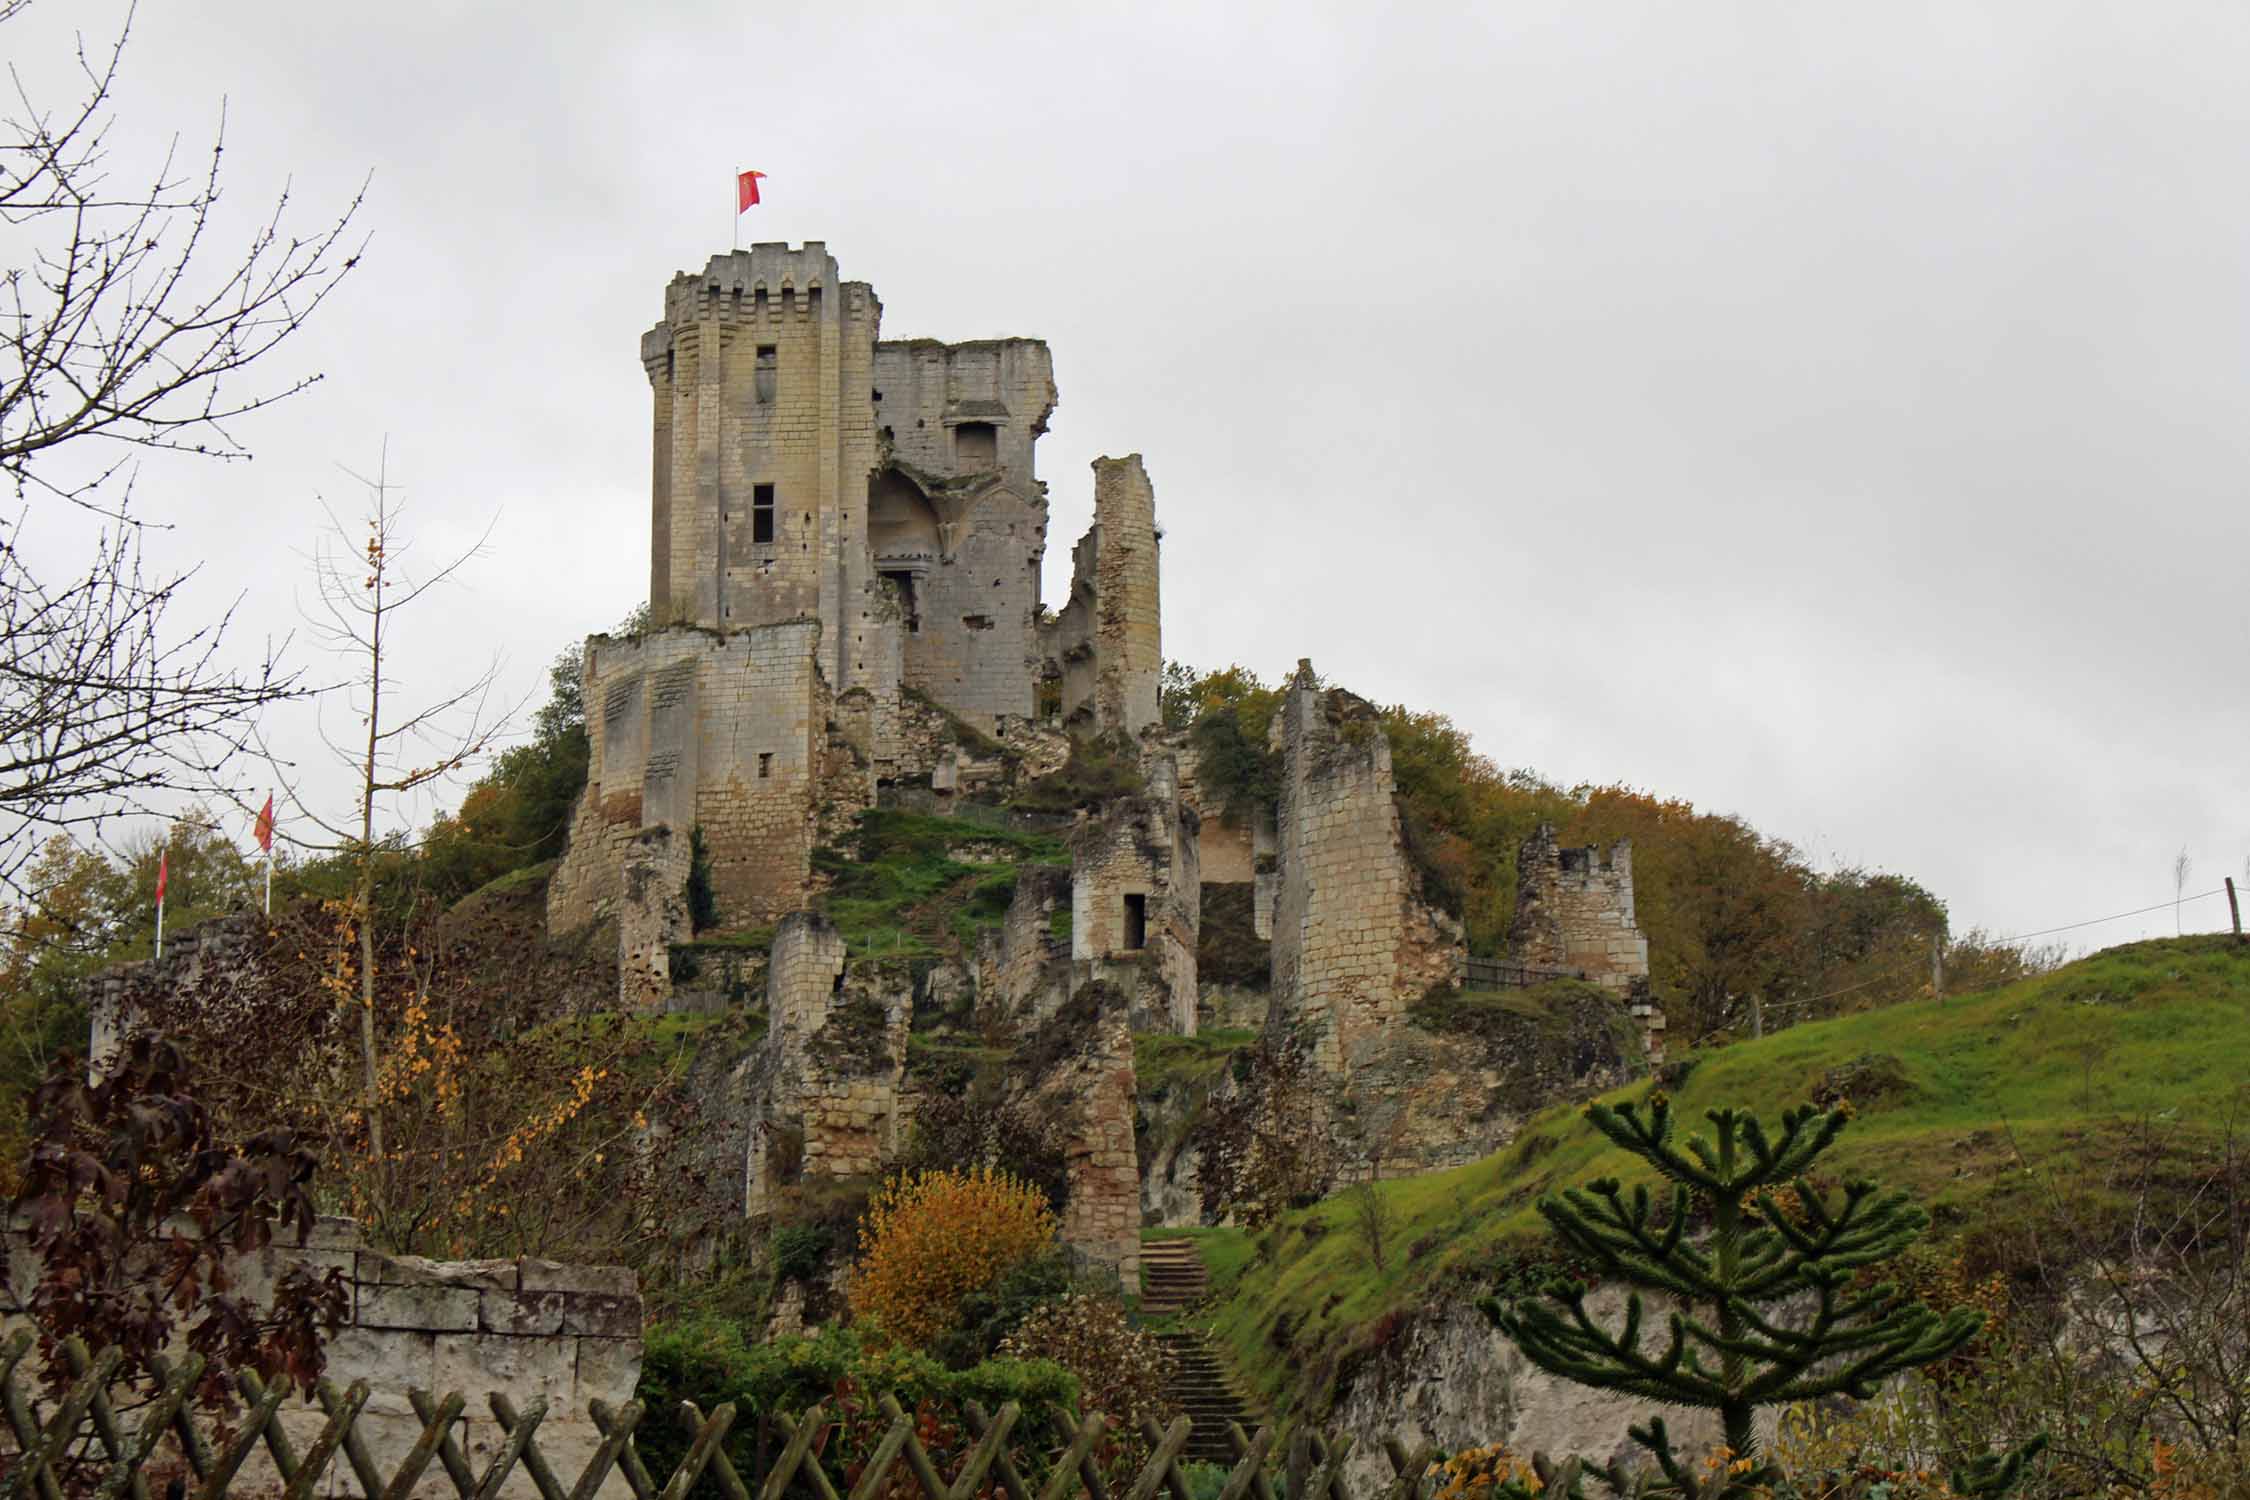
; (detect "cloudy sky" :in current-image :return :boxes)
[13,0,2246,948]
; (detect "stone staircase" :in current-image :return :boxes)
[1139,1237,1209,1317]
[1140,1239,1257,1466]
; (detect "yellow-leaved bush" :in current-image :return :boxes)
[851,1167,1057,1349]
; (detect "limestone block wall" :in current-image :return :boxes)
[641,246,881,697]
[871,338,1057,498]
[87,912,265,1070]
[798,960,912,1180]
[740,915,909,1215]
[1024,988,1140,1293]
[1043,456,1161,739]
[1173,730,1276,886]
[550,620,838,939]
[1508,826,1651,992]
[0,1219,640,1499]
[1068,770,1199,1035]
[898,483,1047,730]
[976,864,1073,1025]
[617,828,691,1009]
[1268,663,1464,1075]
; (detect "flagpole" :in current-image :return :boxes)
[264,849,273,916]
[155,889,164,959]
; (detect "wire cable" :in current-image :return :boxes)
[1992,888,2226,945]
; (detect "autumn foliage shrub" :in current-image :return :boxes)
[852,1167,1058,1349]
[999,1293,1176,1434]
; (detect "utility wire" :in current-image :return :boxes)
[1993,887,2226,945]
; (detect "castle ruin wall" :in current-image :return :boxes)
[1268,664,1464,1075]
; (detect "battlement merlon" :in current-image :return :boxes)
[644,244,881,346]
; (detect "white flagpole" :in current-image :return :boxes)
[264,849,273,916]
[155,888,164,959]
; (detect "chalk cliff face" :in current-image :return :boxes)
[1323,1295,1733,1495]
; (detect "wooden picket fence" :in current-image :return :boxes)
[0,1331,1435,1500]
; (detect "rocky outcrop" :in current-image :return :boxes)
[1325,1295,1731,1495]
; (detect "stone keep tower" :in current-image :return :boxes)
[550,243,1160,967]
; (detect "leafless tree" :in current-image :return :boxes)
[0,1,365,913]
[279,445,509,1170]
[2173,846,2192,936]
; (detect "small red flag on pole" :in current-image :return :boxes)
[736,170,766,212]
[255,794,275,915]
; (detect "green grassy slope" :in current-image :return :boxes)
[1179,936,2250,1423]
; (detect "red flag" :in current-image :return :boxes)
[737,170,766,212]
[254,795,275,854]
[155,849,168,905]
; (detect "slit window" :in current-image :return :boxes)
[1122,893,1147,951]
[758,752,774,779]
[754,345,777,403]
[753,483,776,544]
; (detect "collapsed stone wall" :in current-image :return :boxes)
[1509,825,1667,1058]
[1019,985,1141,1292]
[549,619,846,942]
[1509,826,1649,990]
[1043,456,1160,739]
[0,1219,640,1499]
[87,911,267,1069]
[1069,762,1200,1035]
[737,914,909,1218]
[1267,663,1464,1075]
[976,864,1073,1025]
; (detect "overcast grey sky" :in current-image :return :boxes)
[14,1,2246,948]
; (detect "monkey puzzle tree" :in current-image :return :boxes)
[1480,1098,2043,1499]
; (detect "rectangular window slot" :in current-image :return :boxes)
[1122,893,1147,951]
[753,483,776,544]
[754,345,777,403]
[758,752,773,779]
[881,570,920,634]
[963,614,994,631]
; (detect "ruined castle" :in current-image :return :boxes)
[530,243,1664,1288]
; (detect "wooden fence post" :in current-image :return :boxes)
[1932,933,1945,1004]
[2227,877,2243,943]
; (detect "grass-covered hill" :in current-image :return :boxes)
[1170,935,2250,1425]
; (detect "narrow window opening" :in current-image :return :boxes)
[758,752,774,779]
[881,570,920,633]
[1122,893,1147,951]
[753,483,776,544]
[754,345,778,403]
[963,614,993,631]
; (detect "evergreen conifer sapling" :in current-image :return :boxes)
[1482,1096,2044,1498]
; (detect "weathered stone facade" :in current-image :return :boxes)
[1509,825,1667,1058]
[1510,825,1649,990]
[1024,986,1141,1290]
[1069,755,1200,1034]
[1044,455,1162,737]
[0,1218,640,1499]
[1267,662,1464,1075]
[737,914,910,1218]
[552,245,1167,1003]
[548,619,834,938]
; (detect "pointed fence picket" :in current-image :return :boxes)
[0,1333,1432,1500]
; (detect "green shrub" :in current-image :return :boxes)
[1011,734,1145,814]
[771,1223,830,1283]
[636,1319,1079,1497]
